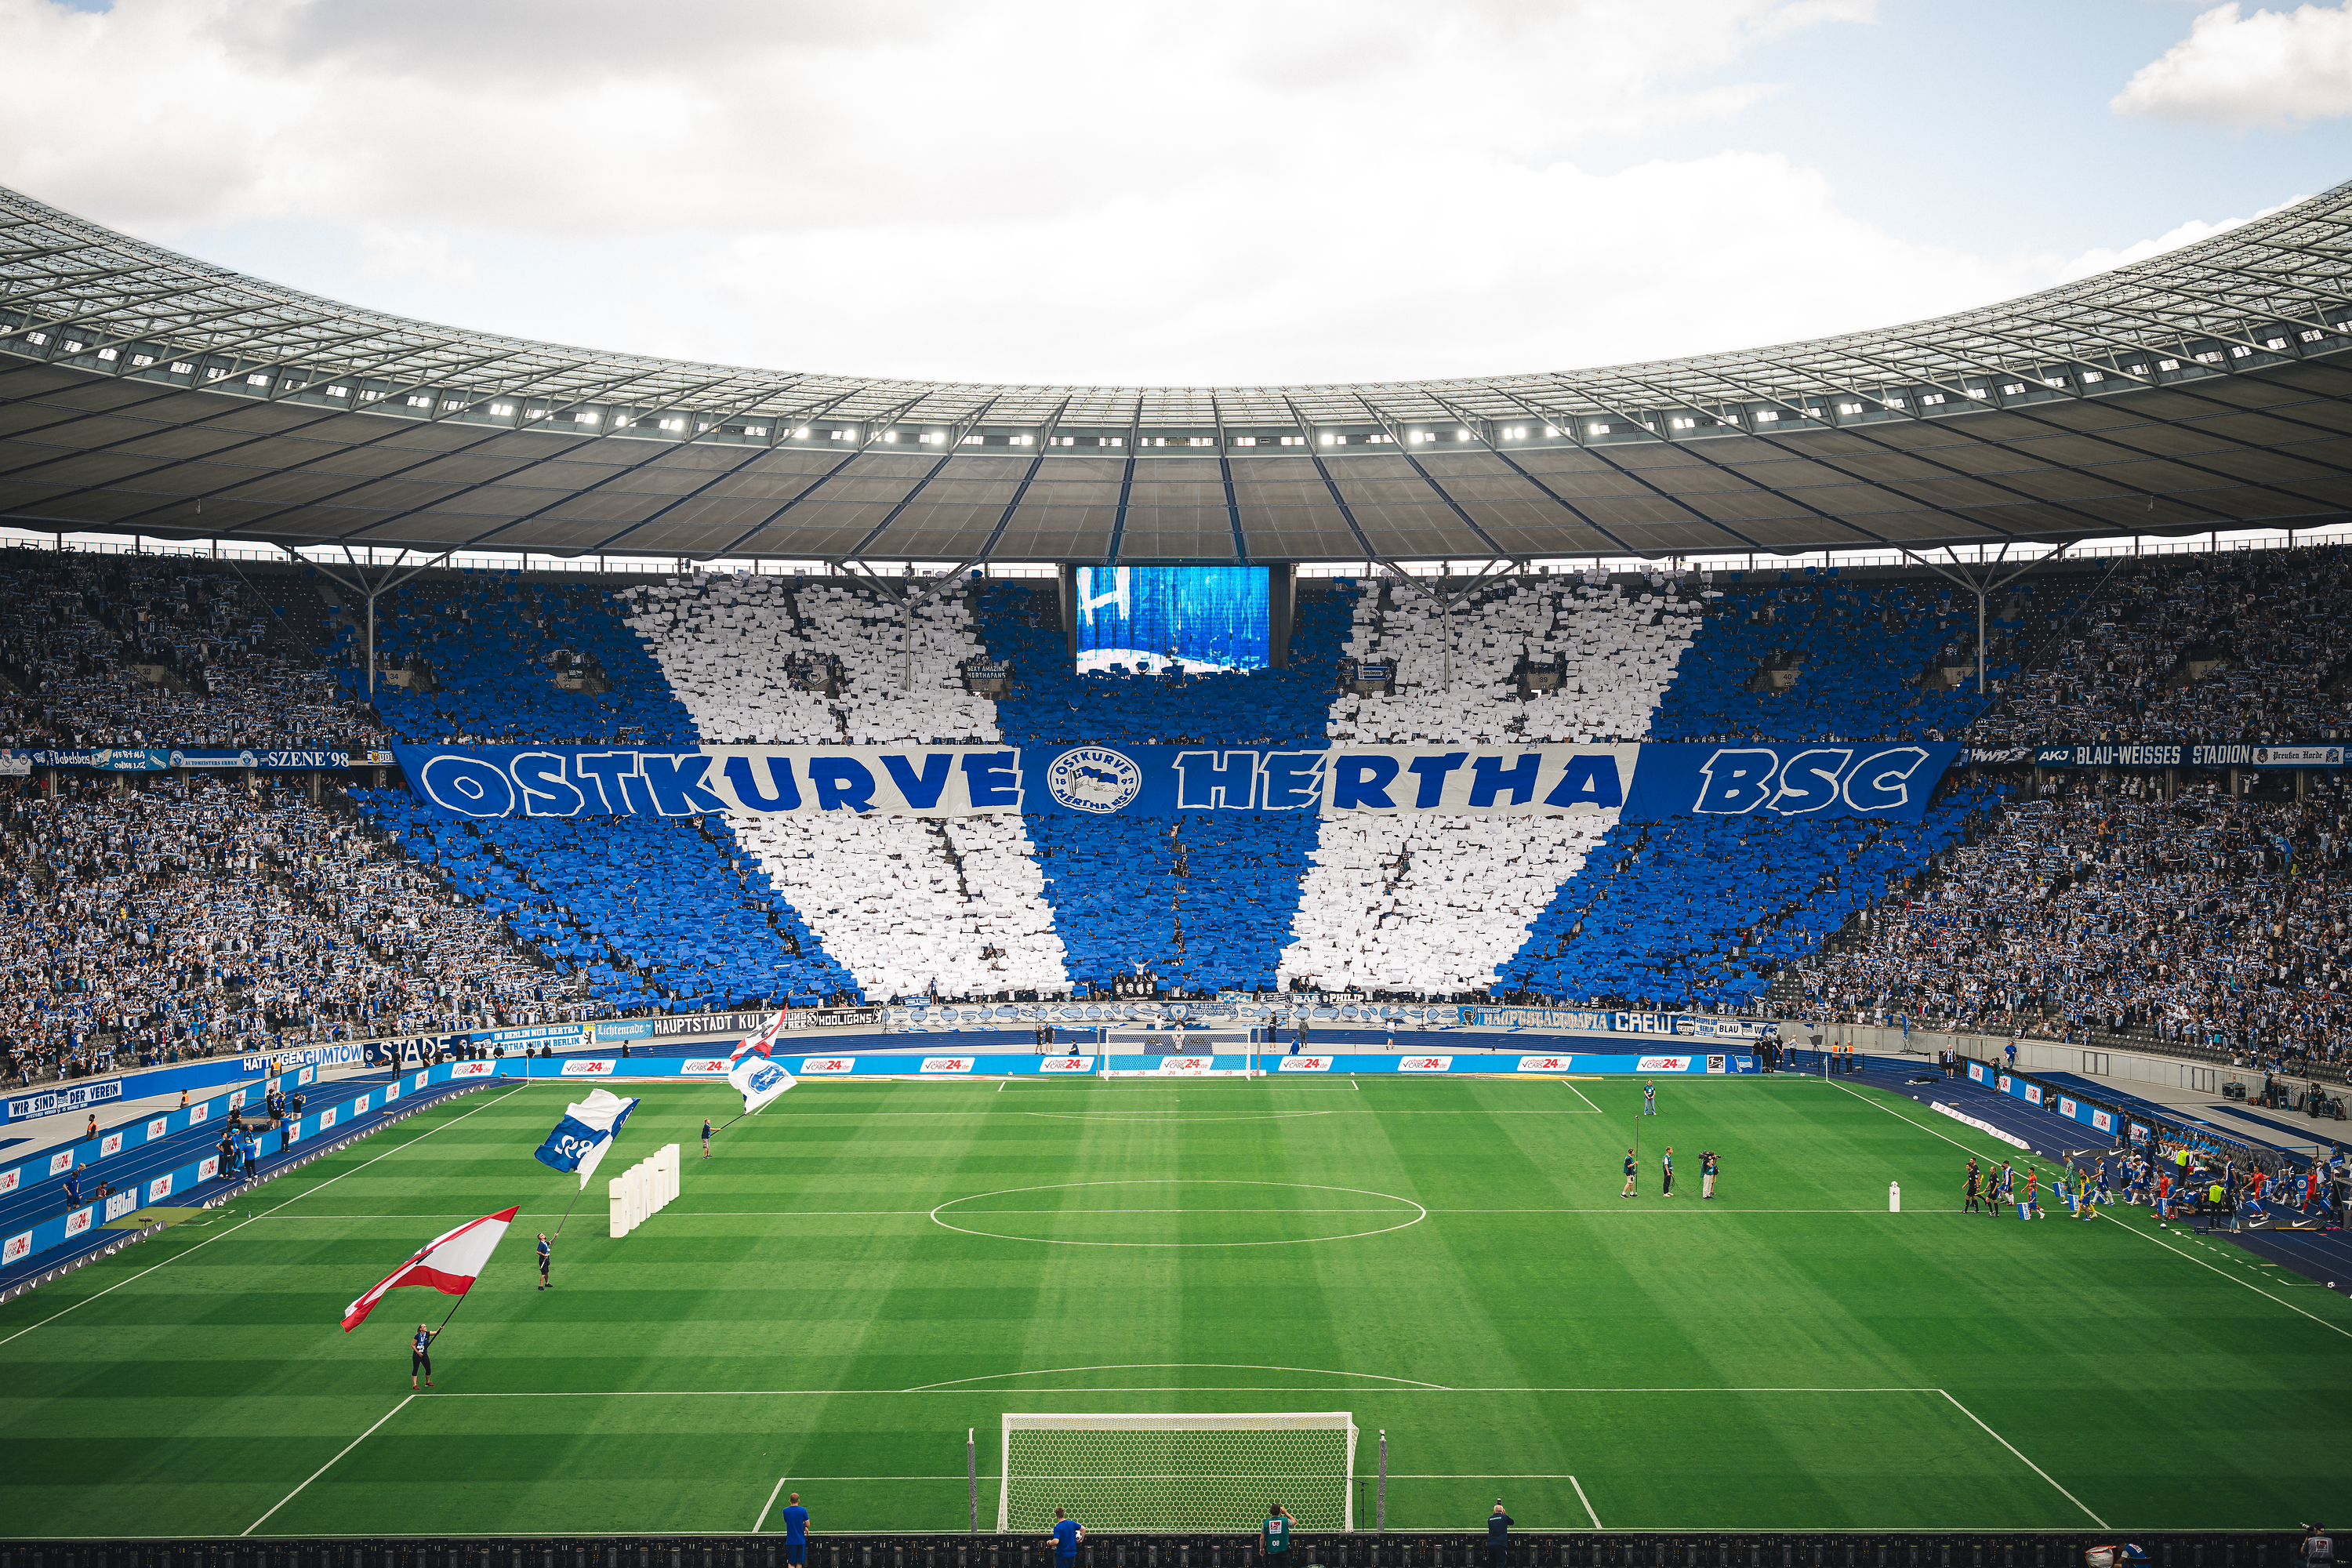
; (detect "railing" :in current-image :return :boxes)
[5,522,2348,585]
[0,1537,2304,1568]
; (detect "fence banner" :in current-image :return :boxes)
[2030,742,2346,769]
[392,742,1958,824]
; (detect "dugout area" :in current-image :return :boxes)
[0,1073,2345,1539]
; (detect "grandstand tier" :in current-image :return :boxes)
[2,546,2348,1095]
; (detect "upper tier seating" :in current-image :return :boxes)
[626,575,998,745]
[0,551,377,750]
[1972,546,2352,745]
[1329,578,1698,743]
[344,575,695,744]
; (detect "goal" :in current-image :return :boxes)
[998,1412,1357,1534]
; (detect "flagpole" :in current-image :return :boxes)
[554,1185,586,1236]
[434,1287,477,1332]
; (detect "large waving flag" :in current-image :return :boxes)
[532,1088,639,1189]
[729,1006,790,1062]
[728,1055,797,1116]
[342,1206,518,1331]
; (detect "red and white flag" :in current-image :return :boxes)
[728,1007,789,1062]
[341,1205,519,1331]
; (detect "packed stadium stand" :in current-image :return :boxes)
[2,775,574,1087]
[3,543,2350,1069]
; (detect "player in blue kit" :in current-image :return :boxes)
[780,1493,810,1564]
[1050,1508,1083,1563]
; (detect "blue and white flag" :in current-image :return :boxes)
[532,1088,639,1189]
[728,1056,797,1116]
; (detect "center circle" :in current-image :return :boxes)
[930,1179,1428,1248]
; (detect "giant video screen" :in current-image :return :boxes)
[1073,565,1269,674]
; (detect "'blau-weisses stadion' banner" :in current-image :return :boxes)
[394,742,1958,824]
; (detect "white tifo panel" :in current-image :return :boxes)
[1325,582,1697,745]
[625,575,997,745]
[629,574,1069,996]
[1287,582,1686,992]
[1279,813,1615,993]
[735,814,1070,999]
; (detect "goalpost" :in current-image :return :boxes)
[998,1412,1358,1534]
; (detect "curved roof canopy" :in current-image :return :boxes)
[5,180,2352,565]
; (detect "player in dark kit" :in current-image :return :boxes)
[1661,1147,1675,1196]
[1964,1160,1984,1214]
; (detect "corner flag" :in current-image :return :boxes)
[342,1206,519,1330]
[532,1088,639,1189]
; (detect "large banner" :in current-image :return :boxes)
[2031,742,2346,769]
[392,742,1958,823]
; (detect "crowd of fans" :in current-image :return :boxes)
[1795,772,2352,1076]
[1972,545,2352,746]
[0,775,586,1088]
[0,551,383,751]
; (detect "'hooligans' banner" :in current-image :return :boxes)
[392,742,1959,824]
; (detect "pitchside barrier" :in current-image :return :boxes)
[0,1532,2301,1564]
[441,1049,1761,1081]
[0,1062,497,1279]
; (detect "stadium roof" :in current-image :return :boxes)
[5,180,2352,567]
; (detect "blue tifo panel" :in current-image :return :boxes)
[355,789,858,1013]
[337,579,696,744]
[387,742,1962,823]
[1650,578,2011,742]
[1497,783,1995,1009]
[453,1051,1761,1080]
[998,581,1352,992]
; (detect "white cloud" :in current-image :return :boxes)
[353,223,481,288]
[2111,2,2352,129]
[0,0,2161,383]
[2054,193,2307,283]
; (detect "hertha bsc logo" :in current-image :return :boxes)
[1047,746,1142,814]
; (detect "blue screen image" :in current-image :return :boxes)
[1074,566,1269,673]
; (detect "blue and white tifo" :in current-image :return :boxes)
[1075,566,1269,673]
[341,571,2013,1010]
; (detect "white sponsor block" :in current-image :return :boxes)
[798,1057,857,1075]
[1038,1057,1094,1073]
[3,1230,31,1264]
[561,1059,617,1076]
[64,1207,93,1236]
[920,1058,976,1074]
[147,1116,169,1139]
[450,1062,494,1077]
[679,1058,731,1075]
[1278,1056,1334,1072]
[1515,1054,1575,1073]
[1399,1055,1453,1072]
[1636,1056,1691,1073]
[146,1174,172,1203]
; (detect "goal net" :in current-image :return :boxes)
[998,1412,1357,1534]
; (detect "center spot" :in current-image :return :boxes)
[930,1179,1428,1248]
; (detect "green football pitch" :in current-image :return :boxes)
[2,1072,2347,1540]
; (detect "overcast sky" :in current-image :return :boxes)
[3,0,2350,387]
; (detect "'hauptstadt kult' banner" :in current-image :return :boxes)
[393,742,1958,823]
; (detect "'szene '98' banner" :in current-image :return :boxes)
[392,742,1958,823]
